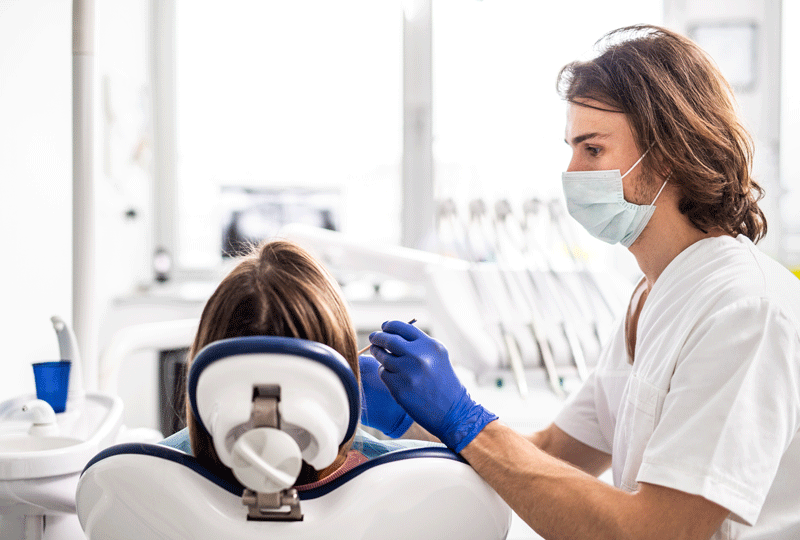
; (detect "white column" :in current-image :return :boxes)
[150,0,178,265]
[73,0,98,390]
[402,0,434,249]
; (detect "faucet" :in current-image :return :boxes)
[50,316,86,411]
[21,399,60,436]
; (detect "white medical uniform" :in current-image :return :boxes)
[555,235,800,539]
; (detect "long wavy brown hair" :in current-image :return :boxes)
[557,24,767,242]
[186,239,359,483]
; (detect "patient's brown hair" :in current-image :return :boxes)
[186,239,359,483]
[557,24,767,242]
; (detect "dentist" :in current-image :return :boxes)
[361,25,800,540]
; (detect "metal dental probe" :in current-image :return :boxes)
[358,318,417,356]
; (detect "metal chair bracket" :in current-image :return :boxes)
[243,488,304,522]
[241,385,304,522]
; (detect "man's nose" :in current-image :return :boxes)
[565,152,580,173]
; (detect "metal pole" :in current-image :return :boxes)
[150,0,178,268]
[72,0,97,390]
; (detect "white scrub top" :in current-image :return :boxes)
[555,234,800,539]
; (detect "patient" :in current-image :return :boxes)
[183,239,364,487]
[160,238,443,487]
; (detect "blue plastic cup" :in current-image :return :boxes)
[32,361,72,413]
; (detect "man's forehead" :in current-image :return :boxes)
[564,131,612,146]
[565,100,630,141]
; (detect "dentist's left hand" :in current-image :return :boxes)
[359,355,414,438]
[369,321,497,453]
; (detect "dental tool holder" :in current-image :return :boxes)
[279,219,628,401]
[241,385,303,521]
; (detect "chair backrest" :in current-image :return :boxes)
[76,336,512,539]
[76,441,512,540]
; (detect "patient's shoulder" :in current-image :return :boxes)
[159,427,193,454]
[354,428,446,460]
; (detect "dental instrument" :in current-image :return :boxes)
[438,199,531,397]
[467,199,567,398]
[544,199,624,338]
[358,318,417,355]
[496,200,592,382]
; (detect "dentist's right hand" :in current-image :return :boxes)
[369,321,497,453]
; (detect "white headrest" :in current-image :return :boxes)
[188,337,359,493]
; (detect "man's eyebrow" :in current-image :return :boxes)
[564,132,610,146]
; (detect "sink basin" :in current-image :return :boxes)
[0,317,126,539]
[0,435,83,453]
[0,393,123,481]
[0,392,123,540]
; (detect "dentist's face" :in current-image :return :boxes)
[564,99,651,204]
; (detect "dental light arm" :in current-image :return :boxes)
[279,223,451,282]
[279,224,503,374]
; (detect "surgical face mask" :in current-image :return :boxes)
[561,147,667,248]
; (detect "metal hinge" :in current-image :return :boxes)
[243,488,304,522]
[240,384,304,522]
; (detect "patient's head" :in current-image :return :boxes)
[186,239,360,483]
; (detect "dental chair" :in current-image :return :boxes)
[76,336,512,539]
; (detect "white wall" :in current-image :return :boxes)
[94,0,153,307]
[0,0,73,401]
[1,0,793,410]
[0,0,152,403]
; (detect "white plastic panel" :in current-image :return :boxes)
[77,450,512,540]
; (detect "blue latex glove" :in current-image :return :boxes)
[369,321,497,453]
[359,355,414,438]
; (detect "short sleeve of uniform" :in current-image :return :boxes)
[637,298,800,526]
[555,362,630,455]
[554,369,611,453]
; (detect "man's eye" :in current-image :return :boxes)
[586,146,601,156]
